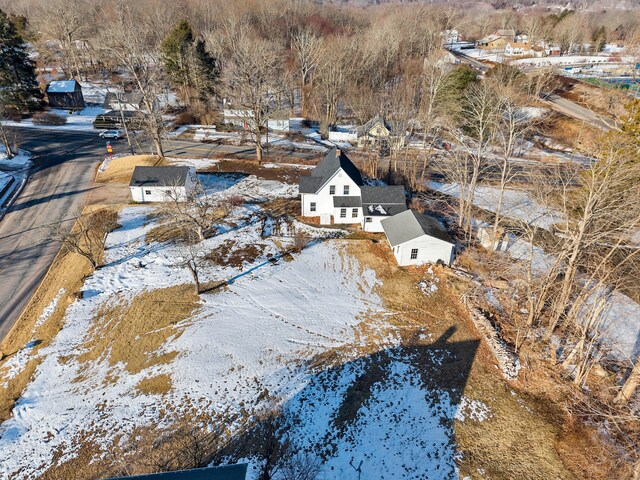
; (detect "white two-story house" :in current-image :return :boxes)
[299,148,365,225]
[299,148,409,229]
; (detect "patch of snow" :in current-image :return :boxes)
[2,107,105,132]
[428,181,564,229]
[283,355,462,479]
[454,396,492,422]
[418,266,440,296]
[167,157,220,170]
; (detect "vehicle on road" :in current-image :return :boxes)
[98,129,124,139]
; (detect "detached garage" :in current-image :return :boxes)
[381,210,455,266]
[130,166,197,203]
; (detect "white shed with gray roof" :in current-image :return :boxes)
[381,210,455,266]
[129,166,197,203]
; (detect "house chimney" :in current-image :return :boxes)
[336,148,341,156]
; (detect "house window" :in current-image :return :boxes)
[365,217,372,223]
[310,202,316,212]
[344,185,350,195]
[352,208,358,218]
[340,208,347,218]
[329,185,336,195]
[410,248,419,260]
[145,189,152,195]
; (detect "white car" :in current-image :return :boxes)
[99,129,124,139]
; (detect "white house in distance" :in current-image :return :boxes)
[381,210,455,266]
[129,166,197,203]
[299,147,407,231]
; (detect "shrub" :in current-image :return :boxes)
[174,111,197,125]
[32,112,67,126]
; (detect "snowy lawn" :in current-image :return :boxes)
[0,175,486,479]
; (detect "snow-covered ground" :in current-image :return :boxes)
[0,146,31,210]
[2,107,105,132]
[0,175,487,478]
[428,181,564,229]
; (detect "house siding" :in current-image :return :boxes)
[392,236,454,266]
[300,169,361,224]
[362,216,385,232]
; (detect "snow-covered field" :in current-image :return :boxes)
[2,107,105,132]
[0,175,485,479]
[428,181,564,229]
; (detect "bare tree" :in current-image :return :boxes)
[443,81,499,238]
[291,28,320,117]
[172,234,206,295]
[163,181,219,242]
[222,24,282,163]
[103,3,168,157]
[52,208,118,269]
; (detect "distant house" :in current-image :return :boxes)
[504,42,533,57]
[104,92,146,112]
[45,80,84,110]
[130,166,197,203]
[103,464,248,480]
[381,210,455,266]
[299,147,407,229]
[357,115,408,151]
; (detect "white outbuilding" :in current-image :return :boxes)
[129,166,197,203]
[381,210,455,266]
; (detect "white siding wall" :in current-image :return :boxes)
[362,216,385,232]
[392,236,454,266]
[131,185,188,203]
[333,207,362,224]
[300,169,362,224]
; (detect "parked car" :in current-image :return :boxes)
[99,129,124,139]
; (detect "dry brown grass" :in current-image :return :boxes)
[0,250,92,422]
[544,114,600,153]
[96,155,162,184]
[137,374,173,396]
[76,285,200,376]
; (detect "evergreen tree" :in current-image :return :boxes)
[161,20,219,106]
[0,9,39,111]
[593,26,607,53]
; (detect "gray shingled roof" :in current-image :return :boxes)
[298,176,324,194]
[360,185,406,204]
[361,185,407,217]
[103,464,247,480]
[381,210,454,247]
[363,203,407,217]
[130,166,191,187]
[333,196,362,208]
[298,147,363,194]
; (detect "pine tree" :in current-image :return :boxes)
[0,9,39,111]
[161,20,219,106]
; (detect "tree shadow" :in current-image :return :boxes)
[205,327,480,480]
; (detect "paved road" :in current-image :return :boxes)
[542,93,618,131]
[0,129,110,339]
[0,128,322,341]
